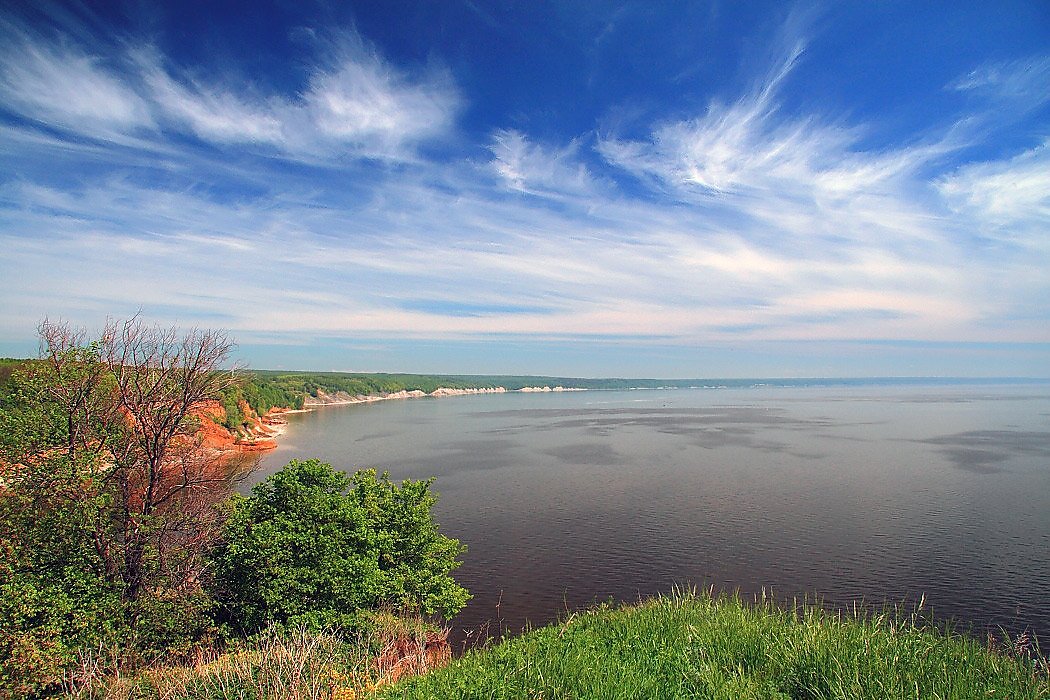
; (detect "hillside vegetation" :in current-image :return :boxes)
[0,323,467,699]
[66,590,1048,699]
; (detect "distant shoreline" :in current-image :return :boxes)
[301,385,587,409]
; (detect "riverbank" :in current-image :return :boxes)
[208,385,588,453]
[195,400,289,453]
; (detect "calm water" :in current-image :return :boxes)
[250,382,1050,644]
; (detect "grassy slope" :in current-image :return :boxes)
[378,591,1048,700]
[60,591,1048,700]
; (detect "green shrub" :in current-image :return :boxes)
[208,460,470,635]
[0,458,125,699]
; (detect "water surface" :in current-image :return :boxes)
[251,382,1050,644]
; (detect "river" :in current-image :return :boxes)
[248,381,1050,646]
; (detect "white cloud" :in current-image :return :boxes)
[1,16,1048,356]
[135,49,285,145]
[0,24,152,136]
[132,35,460,159]
[303,44,459,157]
[598,40,949,206]
[0,22,459,161]
[939,141,1050,238]
[950,56,1050,105]
[490,129,597,198]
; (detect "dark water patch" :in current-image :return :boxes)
[479,406,840,434]
[938,448,1010,474]
[780,391,1050,405]
[544,442,626,466]
[356,430,397,442]
[922,430,1050,472]
[392,438,521,477]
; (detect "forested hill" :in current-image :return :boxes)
[244,372,1022,402]
[235,371,730,411]
[5,360,1029,431]
[1,362,723,430]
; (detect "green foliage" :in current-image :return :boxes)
[0,456,125,698]
[217,387,246,432]
[208,460,470,635]
[378,590,1049,699]
[247,370,499,402]
[212,374,304,432]
[0,323,235,696]
[0,358,24,395]
[0,368,57,463]
[239,375,305,413]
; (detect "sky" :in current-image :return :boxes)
[1,1,1048,377]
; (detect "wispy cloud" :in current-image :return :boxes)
[302,38,460,158]
[950,56,1050,105]
[490,129,597,198]
[0,21,152,138]
[0,19,459,162]
[597,38,953,205]
[1,8,1048,369]
[135,48,285,145]
[939,142,1050,230]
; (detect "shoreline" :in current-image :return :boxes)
[232,386,589,454]
[301,385,586,410]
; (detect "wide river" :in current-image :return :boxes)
[250,381,1050,645]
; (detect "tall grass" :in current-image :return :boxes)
[62,589,1048,699]
[378,587,1049,699]
[66,621,450,700]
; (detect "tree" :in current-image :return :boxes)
[0,316,243,694]
[208,459,470,634]
[97,316,239,609]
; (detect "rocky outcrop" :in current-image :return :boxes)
[303,386,507,407]
[192,400,283,453]
[518,386,586,392]
[430,386,507,397]
[229,384,589,451]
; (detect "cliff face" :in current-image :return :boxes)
[193,400,285,452]
[303,386,508,407]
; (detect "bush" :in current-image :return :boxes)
[208,460,470,635]
[0,458,125,698]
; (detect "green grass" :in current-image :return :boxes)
[60,590,1048,700]
[377,589,1048,700]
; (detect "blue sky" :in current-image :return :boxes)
[1,1,1048,377]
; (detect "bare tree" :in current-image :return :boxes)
[35,319,122,464]
[97,316,241,604]
[1,315,246,678]
[26,316,244,605]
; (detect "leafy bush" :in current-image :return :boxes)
[0,456,125,698]
[208,460,470,635]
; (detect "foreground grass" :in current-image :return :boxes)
[378,589,1048,700]
[67,628,365,700]
[64,590,1048,700]
[66,618,448,700]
